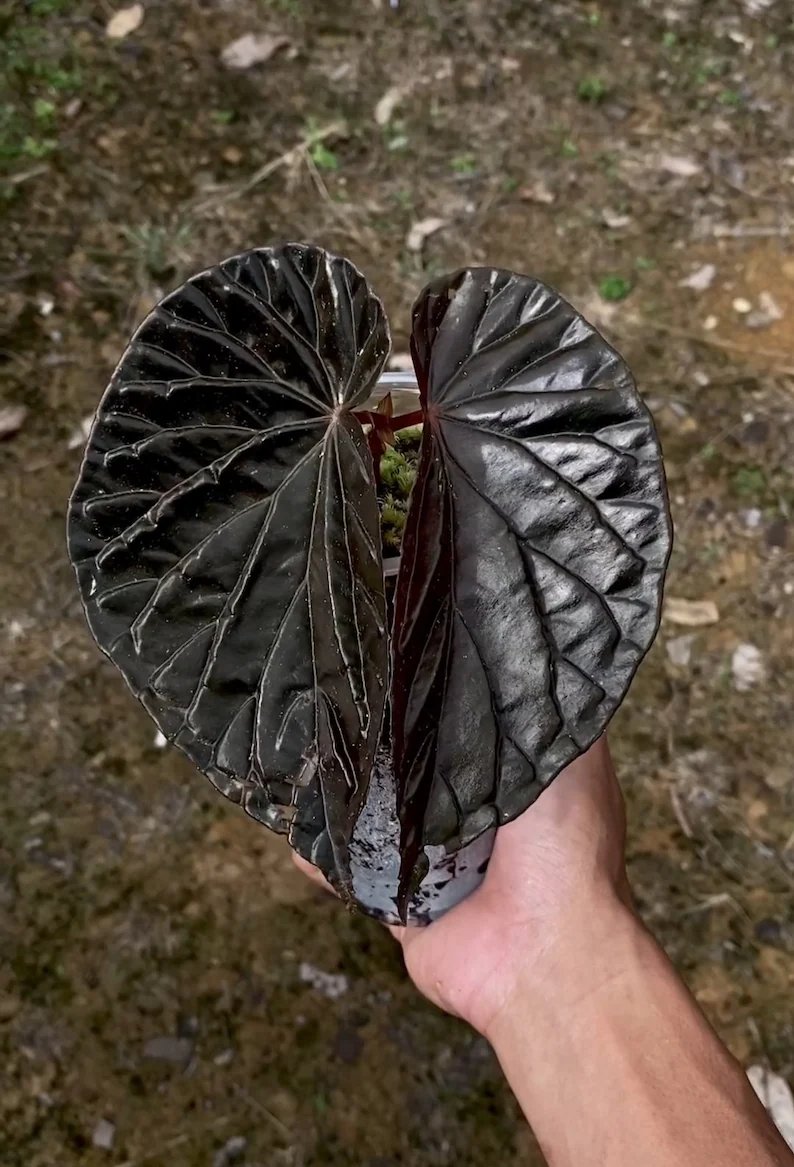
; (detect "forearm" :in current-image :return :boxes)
[488,894,793,1167]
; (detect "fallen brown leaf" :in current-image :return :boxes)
[106,4,144,40]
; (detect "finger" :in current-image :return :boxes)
[291,851,337,895]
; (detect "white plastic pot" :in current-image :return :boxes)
[366,371,420,579]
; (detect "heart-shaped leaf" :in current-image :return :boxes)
[393,267,671,897]
[68,245,390,893]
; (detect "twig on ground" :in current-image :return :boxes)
[712,223,794,238]
[190,122,346,216]
[623,315,794,375]
[683,892,751,922]
[304,149,372,253]
[115,1118,230,1167]
[233,1083,292,1139]
[669,786,693,839]
[6,164,49,186]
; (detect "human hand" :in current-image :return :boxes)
[294,735,633,1038]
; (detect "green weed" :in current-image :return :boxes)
[732,466,766,498]
[121,222,194,279]
[33,97,55,121]
[310,141,338,170]
[577,76,608,102]
[451,153,477,175]
[598,275,632,302]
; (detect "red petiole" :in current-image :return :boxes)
[353,404,424,485]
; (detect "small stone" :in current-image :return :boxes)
[741,508,763,530]
[153,730,167,748]
[0,405,28,440]
[680,263,716,291]
[299,962,349,1000]
[666,635,695,667]
[740,418,769,444]
[731,643,765,692]
[745,311,770,329]
[143,1035,193,1064]
[213,1136,248,1167]
[603,101,628,121]
[37,294,55,317]
[745,288,784,330]
[92,1119,116,1150]
[732,297,752,314]
[747,1065,794,1151]
[213,1047,235,1066]
[703,315,718,331]
[758,290,783,320]
[754,918,783,945]
[222,146,243,165]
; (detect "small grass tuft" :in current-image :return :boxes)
[732,466,767,499]
[450,153,477,175]
[577,76,608,102]
[598,275,632,302]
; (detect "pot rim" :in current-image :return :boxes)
[376,375,418,577]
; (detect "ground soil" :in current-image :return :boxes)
[2,2,794,1164]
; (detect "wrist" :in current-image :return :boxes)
[483,881,641,1048]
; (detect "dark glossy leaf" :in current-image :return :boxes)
[393,267,672,895]
[68,245,390,893]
